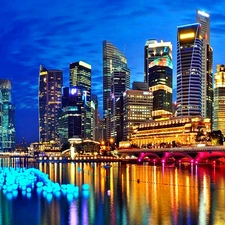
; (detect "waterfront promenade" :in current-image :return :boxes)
[4,145,225,165]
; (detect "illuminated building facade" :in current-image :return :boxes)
[70,61,92,139]
[0,79,16,151]
[58,86,88,143]
[103,41,130,141]
[213,65,225,134]
[103,40,130,118]
[196,9,213,123]
[123,90,153,141]
[144,39,173,119]
[109,71,127,141]
[131,116,211,147]
[177,23,203,117]
[115,96,124,145]
[91,94,99,141]
[38,65,63,143]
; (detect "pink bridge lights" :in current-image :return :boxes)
[119,146,225,164]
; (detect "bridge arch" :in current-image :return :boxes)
[119,146,225,164]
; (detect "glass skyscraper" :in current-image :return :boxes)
[177,23,203,117]
[58,86,86,143]
[196,9,213,123]
[103,41,130,118]
[103,41,130,141]
[70,61,92,139]
[213,65,225,134]
[0,79,16,151]
[110,71,127,141]
[144,39,173,119]
[91,94,99,141]
[38,65,63,143]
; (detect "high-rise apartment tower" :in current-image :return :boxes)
[38,65,63,143]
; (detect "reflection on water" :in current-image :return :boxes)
[0,158,225,225]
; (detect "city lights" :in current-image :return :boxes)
[179,32,195,40]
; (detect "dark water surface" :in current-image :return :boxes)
[0,158,225,225]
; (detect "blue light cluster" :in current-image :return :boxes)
[0,167,90,202]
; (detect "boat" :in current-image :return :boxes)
[103,163,112,169]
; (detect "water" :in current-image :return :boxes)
[0,158,225,225]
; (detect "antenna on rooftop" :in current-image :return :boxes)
[123,43,126,55]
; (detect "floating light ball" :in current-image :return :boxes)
[26,187,32,193]
[82,184,89,190]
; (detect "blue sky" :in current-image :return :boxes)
[1,0,225,145]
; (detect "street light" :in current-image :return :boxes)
[108,138,114,150]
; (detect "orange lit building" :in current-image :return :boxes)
[130,116,211,147]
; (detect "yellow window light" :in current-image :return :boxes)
[40,71,48,75]
[180,32,195,40]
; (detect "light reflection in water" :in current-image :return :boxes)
[0,159,225,224]
[69,200,78,225]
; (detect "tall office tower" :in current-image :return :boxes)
[97,118,106,143]
[58,86,87,143]
[177,23,203,117]
[0,79,16,151]
[109,71,127,141]
[213,65,225,134]
[144,39,173,119]
[115,96,124,145]
[38,65,63,143]
[91,94,99,141]
[103,40,130,118]
[123,90,153,141]
[196,9,213,123]
[70,61,92,139]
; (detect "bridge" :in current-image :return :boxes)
[117,146,225,164]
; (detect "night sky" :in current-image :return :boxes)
[1,0,225,145]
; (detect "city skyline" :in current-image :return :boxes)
[1,0,225,145]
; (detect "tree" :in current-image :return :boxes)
[210,130,224,146]
[61,141,71,151]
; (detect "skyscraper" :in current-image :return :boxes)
[0,79,16,151]
[103,41,130,142]
[110,71,127,141]
[58,86,87,143]
[196,9,213,122]
[38,65,63,143]
[144,39,173,119]
[103,41,130,118]
[91,94,99,141]
[70,61,92,139]
[177,23,203,117]
[213,65,225,134]
[123,90,153,141]
[70,61,91,90]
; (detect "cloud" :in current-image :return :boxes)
[1,0,225,144]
